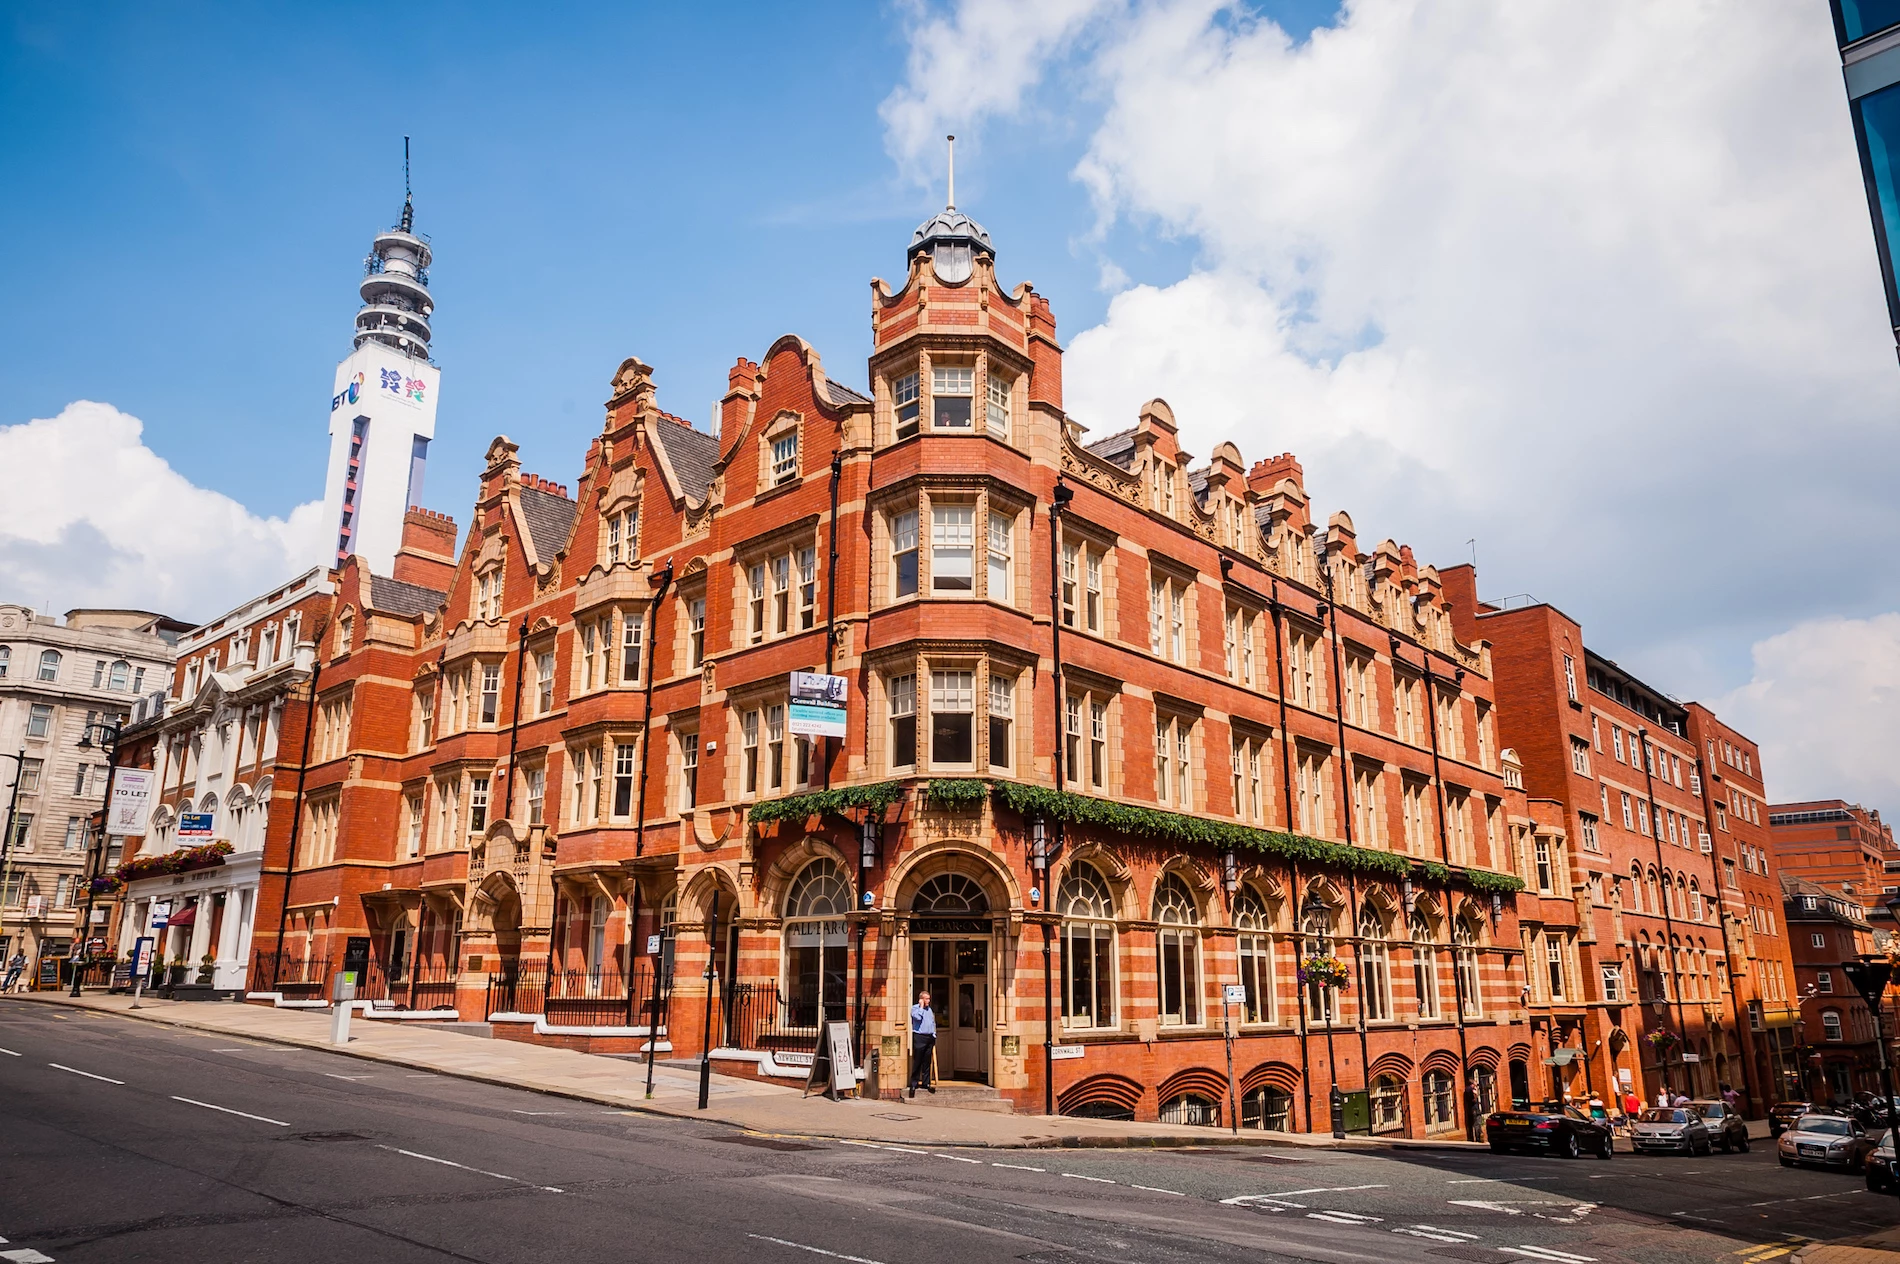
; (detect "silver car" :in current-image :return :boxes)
[1632,1106,1713,1155]
[1777,1113,1878,1172]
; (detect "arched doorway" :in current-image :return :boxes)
[492,884,523,976]
[909,872,991,1083]
[1509,1058,1531,1109]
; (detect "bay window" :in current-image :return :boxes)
[931,365,973,428]
[893,371,921,440]
[987,674,1013,771]
[888,673,917,769]
[931,505,975,592]
[985,372,1010,436]
[987,511,1013,601]
[930,670,974,766]
[891,511,919,597]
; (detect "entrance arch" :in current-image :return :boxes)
[897,849,1011,1086]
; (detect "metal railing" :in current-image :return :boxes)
[719,980,842,1053]
[251,947,334,996]
[484,962,664,1028]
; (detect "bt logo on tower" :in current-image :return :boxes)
[330,372,364,412]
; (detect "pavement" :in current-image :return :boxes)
[4,995,1896,1264]
[9,989,1499,1151]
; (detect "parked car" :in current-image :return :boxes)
[1632,1106,1713,1155]
[1777,1114,1879,1172]
[1868,1132,1897,1192]
[1688,1100,1751,1153]
[1486,1102,1616,1159]
[1769,1100,1813,1138]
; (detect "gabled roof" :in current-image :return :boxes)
[1083,427,1137,470]
[653,416,719,503]
[519,485,578,560]
[824,378,871,407]
[369,575,445,618]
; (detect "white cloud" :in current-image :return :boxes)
[0,402,325,623]
[879,0,1119,179]
[1717,616,1900,809]
[887,0,1900,809]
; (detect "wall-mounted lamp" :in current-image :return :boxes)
[1031,816,1048,873]
[1222,850,1239,896]
[860,816,880,870]
[1490,892,1504,925]
[1402,873,1417,913]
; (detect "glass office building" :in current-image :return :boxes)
[1833,1,1900,353]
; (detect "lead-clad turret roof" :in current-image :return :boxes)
[910,208,993,253]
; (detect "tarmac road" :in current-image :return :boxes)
[1,999,1893,1264]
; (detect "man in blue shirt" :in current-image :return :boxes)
[907,988,937,1097]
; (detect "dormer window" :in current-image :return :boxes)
[605,508,637,566]
[894,372,921,441]
[932,366,973,429]
[771,431,799,485]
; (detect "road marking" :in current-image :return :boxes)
[991,1162,1045,1172]
[170,1096,288,1126]
[745,1233,885,1264]
[1393,1226,1479,1243]
[932,1153,982,1164]
[510,1110,565,1116]
[211,1048,255,1053]
[324,1073,373,1081]
[1130,1184,1184,1195]
[0,1047,19,1056]
[1447,1176,1562,1183]
[1,1249,56,1263]
[1220,1184,1387,1208]
[406,1074,438,1078]
[377,1145,563,1193]
[836,1140,931,1155]
[1502,1248,1597,1263]
[1308,1211,1381,1225]
[48,1063,122,1084]
[1061,1173,1115,1183]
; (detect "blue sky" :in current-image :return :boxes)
[0,1,1330,521]
[7,1,1900,807]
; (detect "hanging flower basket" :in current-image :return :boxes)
[113,840,233,885]
[1298,955,1352,991]
[89,875,123,896]
[1646,1029,1679,1053]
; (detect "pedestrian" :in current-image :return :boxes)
[1720,1081,1741,1112]
[1670,1090,1689,1107]
[907,988,937,1098]
[1623,1088,1642,1119]
[1,950,23,993]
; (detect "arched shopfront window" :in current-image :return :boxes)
[913,871,987,915]
[1410,909,1439,1020]
[1303,898,1338,1023]
[784,859,849,1026]
[1454,916,1482,1018]
[1371,1072,1405,1132]
[1059,863,1116,1030]
[1154,874,1201,1027]
[1423,1068,1456,1128]
[1233,888,1274,1025]
[1242,1084,1295,1132]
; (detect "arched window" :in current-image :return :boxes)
[588,894,610,971]
[1454,916,1482,1018]
[913,872,987,915]
[659,891,679,981]
[1472,1065,1497,1115]
[1410,910,1439,1019]
[1629,863,1645,912]
[1154,874,1201,1027]
[1370,1072,1405,1132]
[1688,880,1703,922]
[1059,863,1116,1030]
[1303,898,1338,1023]
[1822,1009,1844,1042]
[108,660,130,691]
[1423,1068,1456,1128]
[199,792,219,834]
[37,649,60,682]
[1242,1084,1295,1132]
[1159,1092,1220,1127]
[1233,888,1273,1025]
[1646,868,1660,913]
[1359,906,1392,1022]
[784,859,849,1027]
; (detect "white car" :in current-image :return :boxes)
[1777,1114,1878,1172]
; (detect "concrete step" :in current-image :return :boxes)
[912,1082,1014,1113]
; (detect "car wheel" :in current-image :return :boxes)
[1561,1133,1581,1160]
[1851,1156,1867,1175]
[1779,1155,1794,1167]
[1739,1136,1751,1153]
[1490,1143,1508,1155]
[1598,1136,1614,1160]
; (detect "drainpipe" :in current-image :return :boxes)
[1697,754,1761,1113]
[272,617,327,990]
[502,620,528,819]
[823,452,843,790]
[1640,727,1691,1099]
[1395,634,1477,1137]
[1044,480,1072,1117]
[1265,581,1312,1131]
[636,560,674,1101]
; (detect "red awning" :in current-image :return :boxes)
[165,903,197,928]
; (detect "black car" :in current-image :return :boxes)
[1869,1132,1897,1192]
[1486,1102,1616,1159]
[1688,1100,1751,1153]
[1769,1100,1813,1138]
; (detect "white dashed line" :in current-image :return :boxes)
[377,1145,563,1193]
[1,1248,56,1263]
[1308,1211,1381,1225]
[170,1096,288,1126]
[837,1140,931,1155]
[990,1162,1046,1172]
[933,1153,982,1164]
[1500,1248,1597,1263]
[324,1073,373,1081]
[1130,1184,1184,1195]
[0,1047,20,1056]
[1393,1226,1479,1243]
[745,1233,885,1264]
[510,1110,564,1116]
[211,1048,254,1053]
[1221,1184,1387,1207]
[1061,1173,1115,1183]
[48,1063,122,1084]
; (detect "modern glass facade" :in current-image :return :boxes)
[1833,2,1900,350]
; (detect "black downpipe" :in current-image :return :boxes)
[1316,576,1374,1110]
[1639,727,1691,1098]
[639,560,675,1100]
[502,620,529,818]
[272,617,327,990]
[1044,482,1071,1117]
[1698,754,1759,1112]
[1264,583,1312,1133]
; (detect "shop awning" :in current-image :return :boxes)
[1542,1048,1578,1066]
[165,903,197,928]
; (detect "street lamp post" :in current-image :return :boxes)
[70,719,123,997]
[1302,894,1347,1138]
[1841,956,1898,1154]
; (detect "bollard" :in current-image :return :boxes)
[330,973,356,1046]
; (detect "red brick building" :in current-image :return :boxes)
[196,203,1536,1133]
[1443,586,1798,1114]
[1782,875,1884,1103]
[1769,799,1898,911]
